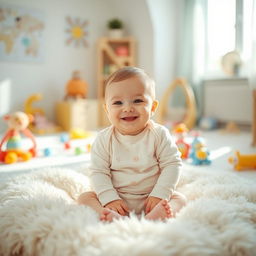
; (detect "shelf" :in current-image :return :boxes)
[97,37,136,127]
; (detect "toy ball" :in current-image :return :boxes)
[60,133,69,143]
[44,148,52,157]
[64,142,71,150]
[75,147,83,155]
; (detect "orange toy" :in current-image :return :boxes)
[0,111,37,164]
[65,70,88,100]
[228,151,256,171]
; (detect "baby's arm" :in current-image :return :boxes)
[89,133,121,207]
[150,127,182,199]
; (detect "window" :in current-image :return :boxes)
[205,0,254,77]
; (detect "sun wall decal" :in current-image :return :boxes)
[65,16,89,47]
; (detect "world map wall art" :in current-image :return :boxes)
[0,5,45,62]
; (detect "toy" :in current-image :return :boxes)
[173,123,190,159]
[228,151,256,171]
[115,46,129,56]
[189,136,211,165]
[43,148,52,157]
[158,78,197,130]
[0,111,37,164]
[64,70,88,100]
[24,93,63,135]
[69,128,92,139]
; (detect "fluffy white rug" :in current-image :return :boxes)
[0,166,256,256]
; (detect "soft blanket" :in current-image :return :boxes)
[0,166,256,256]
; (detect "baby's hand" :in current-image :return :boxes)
[144,196,162,214]
[104,199,129,216]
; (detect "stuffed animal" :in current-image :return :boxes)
[64,70,88,100]
[0,111,37,164]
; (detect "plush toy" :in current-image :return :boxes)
[189,136,211,165]
[0,111,37,164]
[64,70,88,100]
[228,151,256,171]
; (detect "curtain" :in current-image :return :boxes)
[177,0,207,117]
[249,0,256,90]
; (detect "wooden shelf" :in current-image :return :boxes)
[252,90,256,146]
[97,37,136,127]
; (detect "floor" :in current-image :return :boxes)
[0,129,255,183]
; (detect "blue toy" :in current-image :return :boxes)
[43,148,52,157]
[189,136,211,165]
[60,133,70,143]
[199,117,218,130]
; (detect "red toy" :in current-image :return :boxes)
[173,123,190,159]
[0,111,37,164]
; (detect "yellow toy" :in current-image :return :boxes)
[228,151,256,171]
[24,94,62,135]
[157,78,197,130]
[69,128,92,139]
[0,112,37,164]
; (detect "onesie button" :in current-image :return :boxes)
[133,156,139,161]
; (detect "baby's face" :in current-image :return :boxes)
[104,76,158,135]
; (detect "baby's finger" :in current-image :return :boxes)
[145,201,151,214]
[121,202,130,212]
[116,205,125,215]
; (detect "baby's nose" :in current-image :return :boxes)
[123,102,134,112]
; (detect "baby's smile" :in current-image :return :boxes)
[121,116,138,121]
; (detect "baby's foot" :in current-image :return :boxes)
[145,199,173,221]
[100,208,122,222]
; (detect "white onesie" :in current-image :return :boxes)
[89,120,182,214]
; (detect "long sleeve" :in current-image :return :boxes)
[89,130,121,206]
[149,126,182,199]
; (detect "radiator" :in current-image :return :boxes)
[203,78,253,125]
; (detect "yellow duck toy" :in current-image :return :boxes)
[228,151,256,171]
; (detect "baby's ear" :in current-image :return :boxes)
[151,100,159,113]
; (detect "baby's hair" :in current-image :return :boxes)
[104,66,156,99]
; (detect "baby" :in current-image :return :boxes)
[78,66,187,221]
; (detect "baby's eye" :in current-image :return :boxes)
[134,99,144,103]
[113,101,122,105]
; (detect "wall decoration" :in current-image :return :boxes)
[0,4,45,62]
[65,16,89,47]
